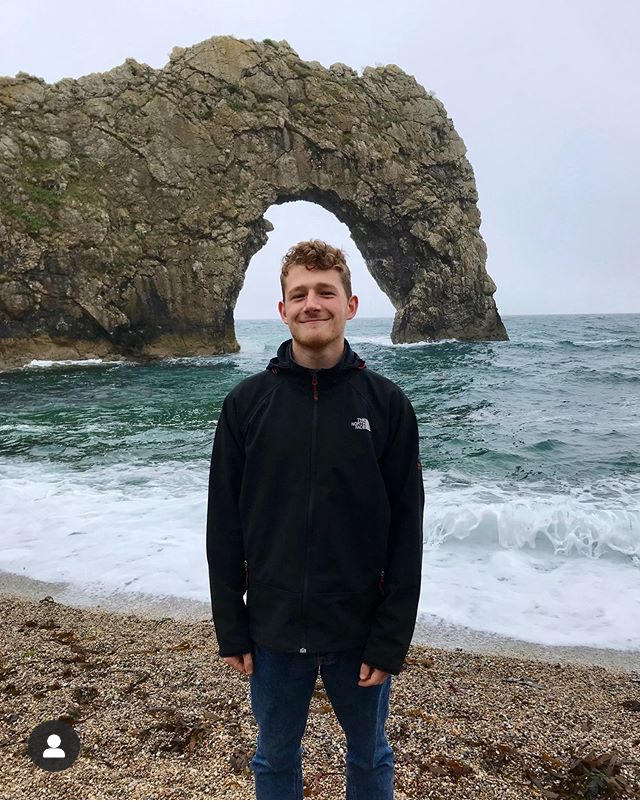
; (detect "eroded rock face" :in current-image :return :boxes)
[0,35,507,368]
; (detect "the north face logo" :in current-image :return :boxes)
[351,417,371,431]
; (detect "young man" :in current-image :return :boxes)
[206,239,424,800]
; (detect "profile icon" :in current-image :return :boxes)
[43,733,66,759]
[28,720,80,772]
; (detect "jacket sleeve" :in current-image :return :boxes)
[206,392,253,657]
[363,389,424,675]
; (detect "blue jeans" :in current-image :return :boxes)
[249,642,394,800]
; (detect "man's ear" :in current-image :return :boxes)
[346,295,359,320]
[278,299,287,324]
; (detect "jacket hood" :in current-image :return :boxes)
[266,337,366,382]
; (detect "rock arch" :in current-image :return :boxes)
[0,35,507,368]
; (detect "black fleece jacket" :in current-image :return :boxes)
[206,337,424,675]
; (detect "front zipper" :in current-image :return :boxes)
[300,370,319,653]
[378,569,385,597]
[244,559,248,590]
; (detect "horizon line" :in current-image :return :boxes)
[236,311,640,320]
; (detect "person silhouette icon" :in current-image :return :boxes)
[29,719,80,771]
[42,734,65,758]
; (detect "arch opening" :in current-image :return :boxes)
[235,200,395,332]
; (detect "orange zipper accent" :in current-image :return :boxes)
[311,374,318,400]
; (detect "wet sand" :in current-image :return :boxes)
[1,570,637,672]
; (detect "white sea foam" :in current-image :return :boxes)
[420,541,640,650]
[347,335,460,347]
[0,459,210,601]
[24,358,129,369]
[423,471,640,560]
[571,339,621,345]
[1,458,638,650]
[418,470,640,650]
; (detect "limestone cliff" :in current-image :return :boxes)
[0,35,508,368]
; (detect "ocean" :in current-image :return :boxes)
[1,313,639,653]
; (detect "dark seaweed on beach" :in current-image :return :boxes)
[528,750,634,799]
[71,684,99,704]
[122,668,151,693]
[21,617,60,630]
[167,639,192,651]
[59,703,83,725]
[134,706,213,754]
[429,754,475,779]
[50,629,78,645]
[229,747,252,773]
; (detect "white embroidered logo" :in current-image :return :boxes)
[350,417,371,431]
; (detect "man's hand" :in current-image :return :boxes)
[222,652,254,676]
[358,661,389,686]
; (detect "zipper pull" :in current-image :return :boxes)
[378,570,385,596]
[244,560,248,589]
[311,374,318,401]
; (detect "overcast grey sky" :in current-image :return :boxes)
[2,0,638,318]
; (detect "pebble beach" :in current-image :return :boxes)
[0,592,638,800]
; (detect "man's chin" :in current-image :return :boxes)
[293,328,334,347]
[296,335,329,347]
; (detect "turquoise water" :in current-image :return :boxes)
[1,313,639,650]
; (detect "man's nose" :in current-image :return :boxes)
[303,293,322,310]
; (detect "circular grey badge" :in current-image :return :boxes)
[28,720,81,772]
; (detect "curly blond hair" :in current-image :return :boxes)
[280,239,352,300]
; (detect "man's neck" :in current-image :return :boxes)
[291,338,345,370]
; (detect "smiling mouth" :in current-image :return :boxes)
[302,319,329,323]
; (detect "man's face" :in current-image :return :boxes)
[278,264,358,351]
